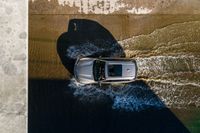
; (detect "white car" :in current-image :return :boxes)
[74,57,137,85]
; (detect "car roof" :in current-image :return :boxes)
[103,60,137,81]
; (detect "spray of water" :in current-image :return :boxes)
[68,79,165,112]
[66,42,125,59]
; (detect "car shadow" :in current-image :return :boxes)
[29,79,190,133]
[29,19,190,133]
[57,19,125,74]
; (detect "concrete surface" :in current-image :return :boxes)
[0,0,27,133]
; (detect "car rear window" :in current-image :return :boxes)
[108,64,122,77]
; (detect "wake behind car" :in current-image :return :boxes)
[74,57,137,85]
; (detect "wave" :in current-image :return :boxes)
[136,55,200,78]
[120,21,200,57]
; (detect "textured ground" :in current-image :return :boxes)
[0,0,27,133]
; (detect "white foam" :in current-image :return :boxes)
[66,43,100,59]
[66,42,124,59]
[68,79,165,112]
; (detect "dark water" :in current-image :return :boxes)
[28,79,190,133]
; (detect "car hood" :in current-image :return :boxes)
[75,58,95,83]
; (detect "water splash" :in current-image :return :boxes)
[66,43,100,59]
[66,42,124,59]
[64,20,200,111]
[68,79,165,112]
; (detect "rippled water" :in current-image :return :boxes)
[65,20,200,111]
[121,21,200,108]
[120,21,200,57]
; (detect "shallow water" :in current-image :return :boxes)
[29,14,200,132]
[63,21,200,110]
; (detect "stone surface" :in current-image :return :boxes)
[0,0,27,133]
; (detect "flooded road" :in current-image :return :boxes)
[29,5,200,132]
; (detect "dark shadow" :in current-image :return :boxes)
[28,79,190,133]
[29,19,190,133]
[57,19,125,74]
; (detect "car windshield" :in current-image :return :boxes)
[93,60,105,81]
